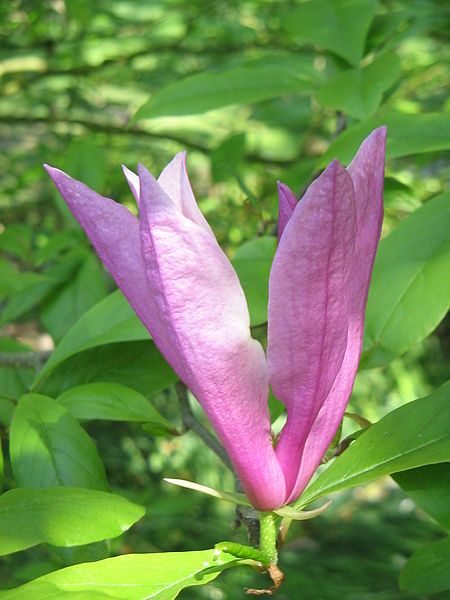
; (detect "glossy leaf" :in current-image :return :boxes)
[57,382,175,434]
[394,463,450,530]
[317,52,400,119]
[134,58,319,119]
[33,290,148,388]
[362,191,450,368]
[297,382,450,506]
[0,549,238,599]
[10,394,108,490]
[284,0,377,65]
[400,537,450,594]
[38,341,177,398]
[41,253,107,343]
[319,112,450,165]
[0,487,144,557]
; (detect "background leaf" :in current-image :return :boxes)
[10,394,108,490]
[399,537,450,594]
[284,0,377,65]
[297,382,450,506]
[57,382,175,434]
[0,487,144,557]
[362,191,450,368]
[134,57,320,119]
[316,52,400,119]
[394,463,450,530]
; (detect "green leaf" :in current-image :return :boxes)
[394,463,450,530]
[284,0,377,65]
[0,487,144,557]
[362,192,450,368]
[0,549,238,599]
[38,341,177,398]
[211,133,246,182]
[10,394,108,490]
[33,290,148,388]
[400,537,450,594]
[319,112,450,165]
[134,57,319,120]
[0,338,34,400]
[232,236,276,326]
[57,382,175,434]
[316,52,400,119]
[41,254,107,343]
[297,382,450,507]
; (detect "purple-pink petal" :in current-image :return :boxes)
[268,160,357,498]
[277,182,297,240]
[137,163,285,509]
[286,127,386,502]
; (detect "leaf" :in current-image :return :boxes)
[0,338,34,400]
[232,236,276,326]
[399,537,450,594]
[38,341,177,398]
[297,382,450,507]
[10,393,108,490]
[211,133,246,182]
[57,382,175,434]
[316,52,400,119]
[284,0,377,65]
[41,253,107,343]
[0,487,144,557]
[164,478,252,507]
[394,463,450,530]
[319,112,450,165]
[33,290,148,388]
[362,192,450,368]
[134,57,319,119]
[0,549,238,599]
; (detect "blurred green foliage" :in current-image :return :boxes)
[0,0,449,597]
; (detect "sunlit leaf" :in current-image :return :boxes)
[0,487,144,557]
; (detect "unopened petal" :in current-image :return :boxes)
[288,127,386,502]
[158,152,214,236]
[277,182,297,240]
[122,164,140,205]
[268,160,356,498]
[138,164,286,509]
[44,165,154,334]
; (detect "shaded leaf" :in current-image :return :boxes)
[297,382,450,506]
[362,192,450,368]
[57,382,175,434]
[400,537,450,594]
[284,0,377,65]
[317,52,400,119]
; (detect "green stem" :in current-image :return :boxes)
[259,512,278,565]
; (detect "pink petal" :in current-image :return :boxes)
[277,182,297,240]
[137,164,286,510]
[268,160,357,498]
[287,127,386,502]
[123,153,214,236]
[44,165,156,334]
[122,164,140,205]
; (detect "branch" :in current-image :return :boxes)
[0,115,294,167]
[0,351,51,369]
[175,382,234,472]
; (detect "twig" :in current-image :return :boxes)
[0,115,294,167]
[0,351,51,369]
[175,382,234,472]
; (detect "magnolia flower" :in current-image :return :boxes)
[45,127,386,511]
